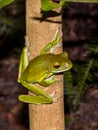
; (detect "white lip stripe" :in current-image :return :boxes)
[52,66,72,73]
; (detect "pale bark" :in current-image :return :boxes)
[26,0,65,130]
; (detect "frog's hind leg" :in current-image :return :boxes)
[19,80,53,104]
[17,47,29,82]
[19,95,53,104]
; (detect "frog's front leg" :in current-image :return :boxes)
[19,79,53,104]
[40,29,61,55]
[39,74,58,87]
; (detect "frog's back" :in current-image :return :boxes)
[21,54,52,83]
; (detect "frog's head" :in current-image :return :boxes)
[51,52,72,73]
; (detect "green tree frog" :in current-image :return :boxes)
[17,32,72,105]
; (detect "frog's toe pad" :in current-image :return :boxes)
[53,94,63,103]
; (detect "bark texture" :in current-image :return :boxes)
[26,0,65,130]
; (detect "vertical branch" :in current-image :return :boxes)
[26,0,65,130]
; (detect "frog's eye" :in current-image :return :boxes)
[53,0,60,4]
[53,62,60,69]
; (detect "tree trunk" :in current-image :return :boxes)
[26,0,65,130]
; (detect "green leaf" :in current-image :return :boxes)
[64,71,74,96]
[64,0,98,2]
[41,0,98,12]
[93,60,98,68]
[64,70,75,109]
[0,0,14,9]
[75,59,93,106]
[41,0,65,12]
[64,70,75,107]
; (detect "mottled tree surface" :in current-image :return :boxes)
[26,0,65,129]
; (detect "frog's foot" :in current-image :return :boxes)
[53,95,63,103]
[50,43,62,53]
[56,77,63,83]
[50,28,62,53]
[25,36,29,47]
[40,75,58,87]
[51,93,63,103]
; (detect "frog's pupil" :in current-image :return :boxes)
[52,0,60,4]
[53,62,60,68]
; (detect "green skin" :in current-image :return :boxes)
[17,34,72,105]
